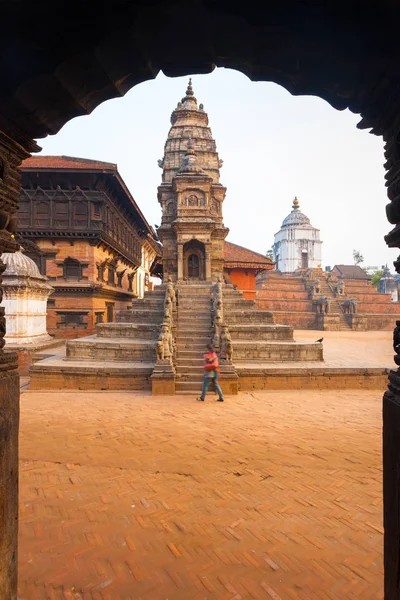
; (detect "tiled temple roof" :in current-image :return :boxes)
[224,241,274,270]
[22,155,117,171]
[333,265,370,280]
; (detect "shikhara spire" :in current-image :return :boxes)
[160,79,223,184]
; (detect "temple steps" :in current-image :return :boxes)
[226,324,294,340]
[66,337,157,361]
[96,323,160,339]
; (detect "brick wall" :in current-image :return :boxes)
[226,269,257,300]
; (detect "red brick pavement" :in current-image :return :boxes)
[18,390,383,599]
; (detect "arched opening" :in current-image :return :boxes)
[183,240,205,280]
[2,5,400,597]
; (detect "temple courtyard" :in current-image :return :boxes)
[18,334,386,599]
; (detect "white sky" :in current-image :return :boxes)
[36,68,395,271]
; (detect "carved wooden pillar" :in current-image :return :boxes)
[382,131,400,600]
[177,243,183,281]
[0,129,36,600]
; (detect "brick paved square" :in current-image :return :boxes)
[18,389,383,599]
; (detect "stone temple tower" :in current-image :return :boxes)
[157,79,229,282]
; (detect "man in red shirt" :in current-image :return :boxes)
[197,344,224,402]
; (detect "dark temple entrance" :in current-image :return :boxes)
[188,253,200,278]
[183,240,205,280]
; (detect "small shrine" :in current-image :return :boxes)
[1,249,54,345]
[273,198,322,272]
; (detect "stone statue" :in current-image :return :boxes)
[156,322,173,363]
[342,298,357,314]
[157,158,164,168]
[220,325,233,362]
[167,276,176,308]
[335,280,345,295]
[314,296,331,314]
[308,281,320,299]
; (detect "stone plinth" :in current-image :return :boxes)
[347,314,368,331]
[151,361,176,395]
[316,313,341,330]
[219,362,239,395]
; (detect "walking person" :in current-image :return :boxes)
[197,343,224,402]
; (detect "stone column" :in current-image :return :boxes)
[0,129,36,600]
[177,243,183,281]
[205,244,211,281]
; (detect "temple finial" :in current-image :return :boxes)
[292,196,299,210]
[186,78,194,97]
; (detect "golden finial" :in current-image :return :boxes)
[292,196,300,210]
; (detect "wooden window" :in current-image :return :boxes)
[73,202,88,227]
[56,312,88,329]
[34,201,50,226]
[54,201,69,227]
[95,311,104,324]
[63,258,82,280]
[18,200,30,226]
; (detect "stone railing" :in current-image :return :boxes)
[151,278,177,394]
[211,277,233,363]
[156,277,176,365]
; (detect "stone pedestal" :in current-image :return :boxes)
[151,361,176,395]
[316,313,341,330]
[347,314,368,331]
[219,362,239,395]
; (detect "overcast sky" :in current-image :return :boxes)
[36,68,394,271]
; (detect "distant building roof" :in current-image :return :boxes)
[332,265,370,280]
[22,155,117,171]
[224,241,273,271]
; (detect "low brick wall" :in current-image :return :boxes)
[237,367,390,391]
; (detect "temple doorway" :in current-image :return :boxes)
[188,253,200,278]
[302,251,309,269]
[183,240,205,280]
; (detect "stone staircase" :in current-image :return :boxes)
[223,285,323,361]
[30,281,324,392]
[175,283,213,394]
[319,280,352,330]
[30,287,167,390]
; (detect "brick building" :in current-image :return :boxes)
[17,156,160,338]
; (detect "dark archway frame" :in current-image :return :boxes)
[1,2,400,598]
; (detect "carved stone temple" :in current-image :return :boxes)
[30,80,323,393]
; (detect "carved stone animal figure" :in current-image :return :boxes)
[342,298,357,314]
[156,322,173,362]
[335,280,345,295]
[220,325,233,362]
[314,296,331,314]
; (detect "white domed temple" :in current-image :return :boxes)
[273,198,322,272]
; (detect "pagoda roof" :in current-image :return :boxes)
[224,241,274,271]
[21,155,158,245]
